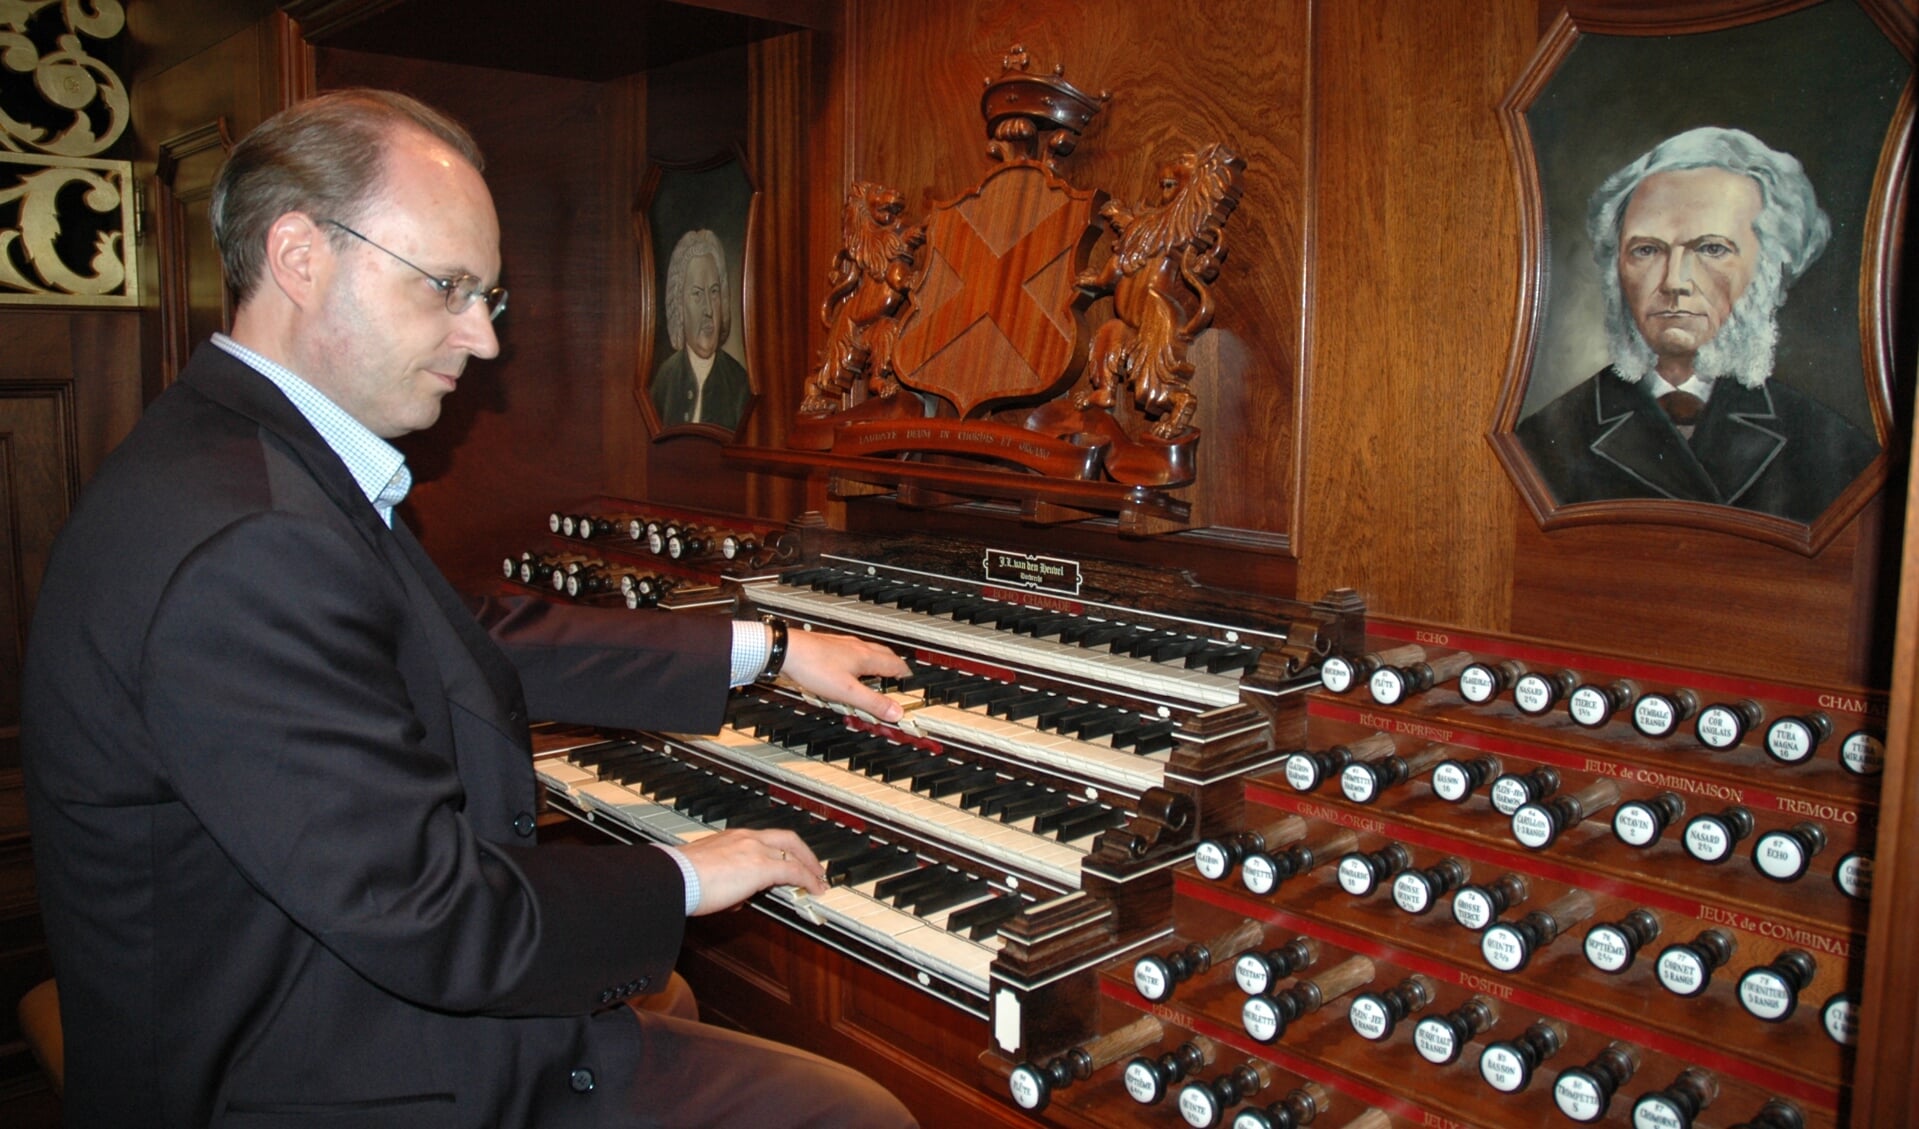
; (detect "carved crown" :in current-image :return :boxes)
[979,45,1109,165]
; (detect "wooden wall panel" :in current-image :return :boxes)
[0,385,77,736]
[0,312,137,772]
[834,0,1311,551]
[1300,0,1537,631]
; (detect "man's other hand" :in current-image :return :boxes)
[681,828,827,915]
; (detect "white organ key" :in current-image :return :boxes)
[904,703,1168,792]
[534,759,598,796]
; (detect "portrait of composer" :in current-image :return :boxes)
[650,228,751,430]
[1516,126,1877,523]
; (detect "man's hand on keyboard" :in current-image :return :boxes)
[680,827,827,915]
[780,629,911,722]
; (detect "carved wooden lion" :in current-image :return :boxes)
[800,181,925,415]
[1074,143,1245,439]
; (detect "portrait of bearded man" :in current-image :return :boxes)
[1516,126,1878,524]
[650,228,751,431]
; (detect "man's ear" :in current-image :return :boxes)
[261,212,329,309]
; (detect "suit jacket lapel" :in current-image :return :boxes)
[389,516,527,734]
[1587,373,1722,502]
[1690,381,1788,507]
[180,345,525,739]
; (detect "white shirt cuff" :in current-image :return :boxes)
[729,618,772,687]
[658,844,702,915]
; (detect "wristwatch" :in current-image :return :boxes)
[758,615,789,682]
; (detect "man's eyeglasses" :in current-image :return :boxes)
[321,219,508,321]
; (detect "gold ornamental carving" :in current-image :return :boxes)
[0,0,135,306]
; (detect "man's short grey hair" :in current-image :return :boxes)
[211,89,485,304]
[1588,126,1830,387]
[664,229,729,351]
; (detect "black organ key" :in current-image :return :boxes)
[844,742,918,779]
[868,863,945,902]
[964,778,1039,816]
[914,874,993,916]
[957,681,1023,710]
[878,750,943,783]
[1124,720,1180,756]
[995,789,1074,824]
[946,892,1030,940]
[811,731,882,763]
[679,785,759,823]
[566,739,644,768]
[1033,697,1084,728]
[1053,618,1109,645]
[830,846,918,887]
[1078,622,1137,648]
[1204,646,1264,674]
[912,760,993,797]
[921,594,972,616]
[997,691,1060,722]
[1149,636,1204,663]
[949,600,999,625]
[1019,614,1076,638]
[1033,800,1117,836]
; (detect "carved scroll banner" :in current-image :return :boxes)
[783,46,1245,532]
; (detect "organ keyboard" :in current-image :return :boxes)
[527,526,1364,1033]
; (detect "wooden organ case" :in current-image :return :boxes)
[215,1,1916,1127]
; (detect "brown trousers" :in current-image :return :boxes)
[620,973,916,1128]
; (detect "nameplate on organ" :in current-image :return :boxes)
[532,528,1363,1022]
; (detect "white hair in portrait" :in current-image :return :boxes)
[664,228,730,351]
[1586,126,1830,389]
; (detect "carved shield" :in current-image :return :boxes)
[893,164,1103,417]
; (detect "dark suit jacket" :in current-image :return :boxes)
[22,344,733,1127]
[650,348,751,430]
[1515,366,1879,523]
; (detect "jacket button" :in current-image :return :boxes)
[513,811,537,837]
[570,1068,595,1093]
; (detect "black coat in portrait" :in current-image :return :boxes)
[1515,366,1878,523]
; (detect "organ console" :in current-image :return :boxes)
[510,511,1876,1129]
